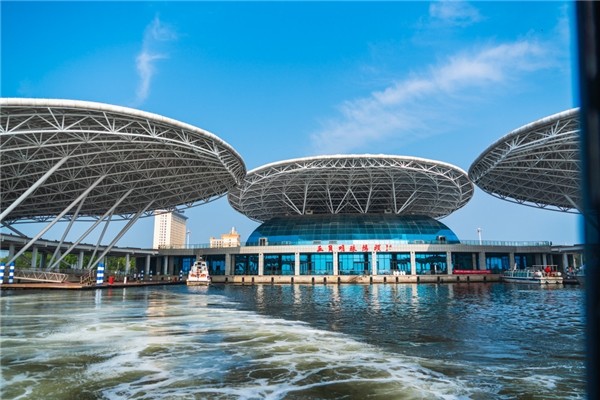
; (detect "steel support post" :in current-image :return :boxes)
[87,202,153,271]
[6,175,105,266]
[48,188,134,270]
[0,157,69,223]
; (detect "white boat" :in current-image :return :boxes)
[502,265,563,285]
[187,260,211,286]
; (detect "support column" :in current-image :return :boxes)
[479,252,486,270]
[145,255,151,275]
[31,247,38,269]
[333,252,339,275]
[563,253,569,273]
[410,251,416,275]
[168,256,174,275]
[125,254,131,274]
[446,251,452,275]
[294,252,300,276]
[8,244,15,260]
[163,256,168,275]
[40,252,47,269]
[225,254,233,275]
[371,251,377,275]
[509,252,516,270]
[258,253,264,275]
[542,254,548,266]
[78,250,85,270]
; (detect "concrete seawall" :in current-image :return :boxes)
[211,274,500,285]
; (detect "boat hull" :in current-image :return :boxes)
[502,276,563,285]
[186,279,210,286]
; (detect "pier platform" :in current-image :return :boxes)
[1,274,501,290]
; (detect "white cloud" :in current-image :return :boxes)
[310,39,550,154]
[133,16,177,106]
[429,1,482,27]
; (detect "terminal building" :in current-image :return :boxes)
[155,154,583,282]
[0,99,583,284]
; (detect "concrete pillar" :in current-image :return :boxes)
[509,252,516,270]
[78,250,85,270]
[333,252,339,275]
[8,244,15,260]
[472,253,478,270]
[410,251,416,275]
[168,256,174,275]
[225,254,233,275]
[478,252,486,270]
[562,252,569,272]
[163,255,168,275]
[258,253,264,275]
[294,252,300,276]
[446,251,452,274]
[145,254,151,275]
[125,253,131,274]
[542,253,548,266]
[371,251,377,275]
[31,247,38,269]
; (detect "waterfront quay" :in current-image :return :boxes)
[1,272,499,290]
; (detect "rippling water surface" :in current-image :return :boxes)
[0,283,585,399]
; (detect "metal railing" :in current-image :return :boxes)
[11,269,68,283]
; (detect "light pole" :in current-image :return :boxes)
[477,228,482,245]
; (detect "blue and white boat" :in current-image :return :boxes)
[502,265,563,285]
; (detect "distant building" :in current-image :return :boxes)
[153,210,188,249]
[210,227,241,248]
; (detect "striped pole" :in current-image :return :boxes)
[8,262,15,284]
[0,263,5,285]
[96,263,105,285]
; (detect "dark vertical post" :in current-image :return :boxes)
[576,2,600,399]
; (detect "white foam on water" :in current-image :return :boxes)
[2,287,576,399]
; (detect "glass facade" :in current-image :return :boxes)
[234,254,259,275]
[486,253,510,273]
[376,253,411,274]
[514,253,535,269]
[205,254,226,275]
[338,253,372,275]
[264,254,295,275]
[451,252,478,270]
[415,252,447,275]
[300,253,333,275]
[246,214,460,245]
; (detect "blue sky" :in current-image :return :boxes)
[1,1,581,248]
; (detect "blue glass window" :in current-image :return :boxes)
[246,214,459,245]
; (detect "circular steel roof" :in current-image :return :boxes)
[0,98,246,223]
[228,154,474,222]
[469,108,580,213]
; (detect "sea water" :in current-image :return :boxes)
[0,283,585,399]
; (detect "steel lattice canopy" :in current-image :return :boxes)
[228,155,474,222]
[0,98,246,222]
[469,108,580,213]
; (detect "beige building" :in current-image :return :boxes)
[153,210,188,249]
[210,227,241,248]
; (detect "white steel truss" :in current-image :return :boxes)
[469,108,580,213]
[0,98,246,223]
[228,155,474,222]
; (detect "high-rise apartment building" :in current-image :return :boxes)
[153,210,188,249]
